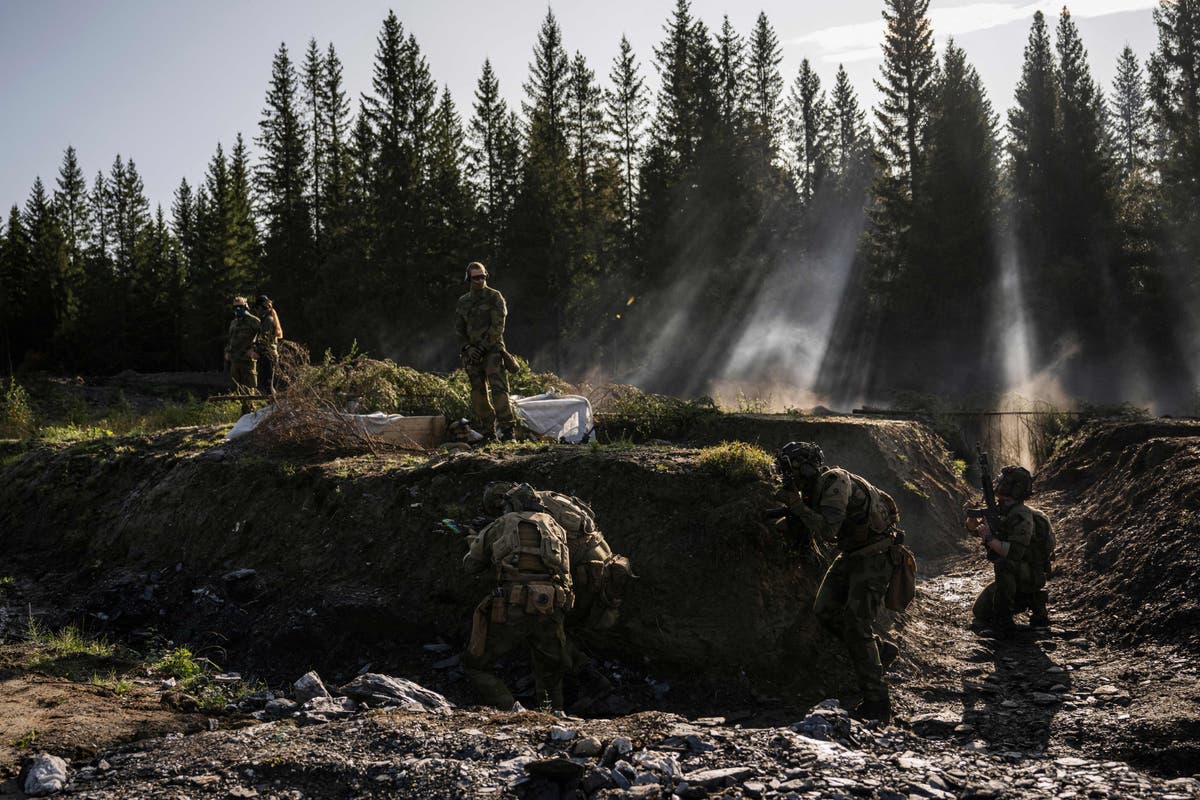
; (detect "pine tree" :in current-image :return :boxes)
[1111,45,1149,180]
[746,12,784,159]
[52,146,90,339]
[111,157,151,278]
[1008,11,1058,264]
[302,38,327,246]
[1,206,31,371]
[423,87,474,323]
[653,0,701,168]
[467,59,520,255]
[567,51,606,218]
[789,58,828,204]
[22,177,61,363]
[824,64,871,195]
[87,171,111,269]
[910,40,1000,391]
[256,43,313,327]
[227,134,260,289]
[606,36,648,241]
[874,0,936,202]
[714,17,746,132]
[321,43,353,244]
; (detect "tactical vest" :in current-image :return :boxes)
[490,511,572,587]
[822,469,900,548]
[1029,507,1055,573]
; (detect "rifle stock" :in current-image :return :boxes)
[966,443,1002,560]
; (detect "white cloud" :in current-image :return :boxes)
[795,0,1159,63]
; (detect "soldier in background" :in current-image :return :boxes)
[775,441,902,725]
[224,297,260,415]
[455,262,515,441]
[252,294,283,395]
[968,465,1054,635]
[461,509,574,711]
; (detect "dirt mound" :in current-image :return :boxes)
[0,417,969,706]
[1037,420,1200,650]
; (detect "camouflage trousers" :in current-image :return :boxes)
[972,559,1048,624]
[255,346,278,395]
[464,350,514,435]
[813,548,894,703]
[462,605,568,710]
[230,359,258,415]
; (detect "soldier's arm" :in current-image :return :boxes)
[225,321,235,358]
[273,311,283,339]
[483,293,507,347]
[786,473,849,542]
[454,302,468,345]
[463,521,496,575]
[995,510,1034,561]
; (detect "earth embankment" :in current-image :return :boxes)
[1036,419,1200,651]
[0,415,970,701]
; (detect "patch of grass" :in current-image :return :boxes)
[90,670,134,699]
[601,386,720,440]
[902,479,930,500]
[152,647,203,681]
[0,575,13,596]
[726,390,770,415]
[27,619,115,659]
[698,441,774,483]
[26,397,242,446]
[952,459,968,481]
[11,730,38,750]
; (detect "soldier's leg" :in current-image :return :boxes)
[992,562,1018,632]
[462,617,526,709]
[484,352,515,431]
[813,555,851,640]
[258,351,276,395]
[466,362,497,435]
[231,361,256,415]
[529,613,569,710]
[843,551,892,703]
[972,582,997,625]
[1030,589,1050,627]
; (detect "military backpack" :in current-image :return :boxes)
[1029,507,1055,573]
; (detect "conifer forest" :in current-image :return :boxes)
[3,0,1198,411]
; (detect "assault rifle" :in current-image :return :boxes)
[763,460,811,549]
[964,443,1002,561]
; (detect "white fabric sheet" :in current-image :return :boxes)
[513,392,594,443]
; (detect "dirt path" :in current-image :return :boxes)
[892,558,1200,778]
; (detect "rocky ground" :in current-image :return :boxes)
[3,554,1198,799]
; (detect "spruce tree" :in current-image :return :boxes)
[256,43,312,326]
[321,43,353,244]
[52,146,90,339]
[606,36,648,241]
[824,64,871,196]
[22,177,61,363]
[789,58,827,205]
[714,17,746,132]
[1,206,31,371]
[467,59,520,256]
[1008,11,1058,265]
[302,38,327,246]
[1111,45,1149,180]
[747,12,784,159]
[567,51,606,218]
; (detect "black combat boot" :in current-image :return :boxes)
[851,697,892,725]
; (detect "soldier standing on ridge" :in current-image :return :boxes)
[967,465,1054,636]
[224,297,260,415]
[252,294,283,395]
[461,508,574,711]
[455,262,516,441]
[775,441,903,725]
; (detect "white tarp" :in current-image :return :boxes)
[224,407,411,441]
[513,392,594,443]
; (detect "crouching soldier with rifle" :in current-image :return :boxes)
[771,442,913,725]
[966,448,1054,637]
[462,509,574,711]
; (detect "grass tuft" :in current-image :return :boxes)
[698,441,774,483]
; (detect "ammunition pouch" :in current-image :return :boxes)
[525,582,557,615]
[885,540,917,612]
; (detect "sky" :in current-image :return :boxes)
[0,0,1161,214]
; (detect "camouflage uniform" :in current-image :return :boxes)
[462,511,573,709]
[785,467,897,706]
[252,300,282,395]
[483,484,632,685]
[455,284,515,436]
[225,310,261,414]
[972,501,1051,628]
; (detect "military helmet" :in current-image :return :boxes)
[995,465,1033,501]
[231,296,248,308]
[503,482,545,513]
[256,294,271,307]
[778,441,825,474]
[482,481,517,515]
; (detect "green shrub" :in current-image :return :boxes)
[698,441,774,483]
[601,386,720,440]
[152,647,203,681]
[1,379,37,438]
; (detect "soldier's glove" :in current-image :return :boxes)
[462,344,483,364]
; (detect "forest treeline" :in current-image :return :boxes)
[2,0,1198,407]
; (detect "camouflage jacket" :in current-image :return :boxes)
[785,467,890,552]
[464,511,571,586]
[225,313,261,361]
[995,503,1035,565]
[455,286,507,350]
[254,306,281,353]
